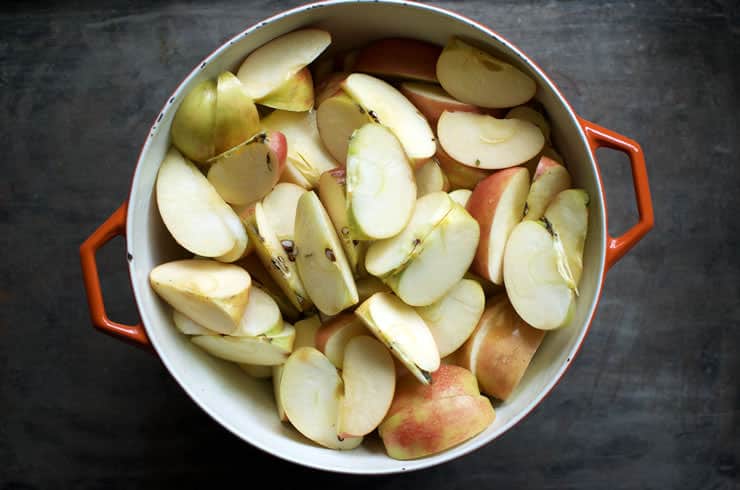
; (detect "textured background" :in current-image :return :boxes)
[1,0,738,488]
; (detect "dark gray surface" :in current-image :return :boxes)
[1,0,738,488]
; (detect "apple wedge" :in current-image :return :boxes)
[261,182,307,247]
[172,310,218,336]
[317,92,372,164]
[400,81,482,127]
[342,74,436,165]
[236,254,301,322]
[257,67,313,112]
[544,189,590,288]
[436,37,536,108]
[170,79,217,163]
[523,156,572,222]
[355,276,390,303]
[230,286,283,337]
[206,131,287,205]
[415,159,449,197]
[438,111,544,170]
[506,106,551,143]
[448,189,472,207]
[192,323,295,365]
[346,123,417,239]
[156,148,247,259]
[415,279,485,357]
[467,167,530,284]
[435,145,492,190]
[355,292,440,384]
[237,28,330,101]
[262,109,339,188]
[353,38,441,82]
[503,220,575,330]
[212,71,261,155]
[279,347,363,449]
[239,363,273,379]
[385,202,480,306]
[150,259,251,335]
[337,336,396,438]
[294,191,359,315]
[315,313,368,368]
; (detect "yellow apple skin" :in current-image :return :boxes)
[258,67,314,111]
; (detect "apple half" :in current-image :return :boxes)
[400,81,482,128]
[192,323,295,365]
[317,92,372,164]
[353,38,441,82]
[523,156,572,222]
[315,313,369,368]
[415,159,449,197]
[257,67,314,112]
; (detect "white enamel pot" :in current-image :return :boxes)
[80,0,654,474]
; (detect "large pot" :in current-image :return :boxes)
[80,0,653,474]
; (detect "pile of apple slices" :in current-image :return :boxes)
[148,30,591,460]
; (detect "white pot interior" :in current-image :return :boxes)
[126,0,607,474]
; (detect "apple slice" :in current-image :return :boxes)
[261,182,307,244]
[435,145,491,190]
[156,148,247,258]
[213,71,261,155]
[318,168,366,274]
[415,279,485,357]
[415,159,449,197]
[355,276,390,303]
[279,347,363,449]
[400,81,482,127]
[355,292,440,384]
[172,310,218,336]
[438,111,544,170]
[337,336,396,438]
[448,189,472,207]
[240,363,273,379]
[353,38,441,82]
[170,79,217,163]
[294,191,359,315]
[346,123,417,239]
[365,191,452,277]
[386,202,480,306]
[149,259,251,335]
[503,220,575,329]
[273,315,320,422]
[237,29,331,101]
[261,109,339,188]
[544,189,590,288]
[342,74,436,165]
[192,323,295,365]
[315,313,368,368]
[467,167,530,284]
[436,37,536,108]
[506,106,551,143]
[257,67,313,112]
[236,254,301,322]
[230,286,283,337]
[523,156,572,222]
[206,131,286,205]
[317,92,372,164]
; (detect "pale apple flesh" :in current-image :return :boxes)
[415,159,449,197]
[544,189,589,288]
[172,310,218,336]
[239,363,273,379]
[192,323,295,365]
[317,92,372,164]
[257,67,314,112]
[506,105,551,143]
[236,254,301,322]
[230,286,283,337]
[524,156,572,222]
[448,189,472,207]
[261,182,307,245]
[315,313,369,368]
[354,38,441,82]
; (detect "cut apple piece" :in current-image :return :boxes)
[355,292,440,384]
[438,111,544,170]
[353,38,441,82]
[523,156,572,222]
[503,220,575,329]
[544,189,589,288]
[415,159,449,197]
[170,79,217,163]
[293,315,321,350]
[261,182,307,244]
[192,323,295,365]
[338,336,396,438]
[436,145,491,190]
[317,92,372,164]
[261,109,339,188]
[239,363,273,379]
[315,313,368,368]
[346,123,417,239]
[355,276,390,304]
[449,189,472,207]
[279,347,363,449]
[467,167,530,284]
[237,29,331,101]
[506,106,551,143]
[150,259,251,335]
[156,148,246,258]
[231,286,283,337]
[318,168,365,274]
[172,310,218,336]
[257,67,313,111]
[294,191,359,315]
[214,71,261,155]
[236,254,301,322]
[365,191,452,277]
[436,37,536,108]
[342,74,436,165]
[314,72,348,107]
[415,279,485,357]
[400,81,482,128]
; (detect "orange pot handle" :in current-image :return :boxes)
[80,202,149,346]
[579,118,654,271]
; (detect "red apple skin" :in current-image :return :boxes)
[353,38,442,82]
[533,155,562,179]
[400,84,482,128]
[436,146,491,190]
[267,131,288,177]
[314,72,349,107]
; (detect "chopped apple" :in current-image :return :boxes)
[314,72,348,107]
[279,157,313,189]
[170,79,217,163]
[149,259,251,335]
[294,191,359,315]
[172,310,218,336]
[438,111,544,170]
[436,37,536,108]
[279,347,363,449]
[261,182,307,244]
[459,298,545,400]
[503,220,575,329]
[257,67,313,111]
[239,363,273,379]
[317,92,372,164]
[315,313,368,368]
[448,189,472,207]
[273,315,319,422]
[467,167,530,284]
[236,254,301,322]
[206,131,287,205]
[506,106,551,143]
[156,148,247,258]
[400,81,482,127]
[544,189,590,288]
[436,145,491,190]
[213,71,261,155]
[415,279,485,357]
[192,323,295,365]
[338,336,396,438]
[355,292,440,384]
[386,202,480,306]
[237,29,331,101]
[342,74,436,165]
[415,159,449,197]
[353,38,441,82]
[523,156,572,222]
[230,286,283,337]
[346,123,417,239]
[355,276,390,303]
